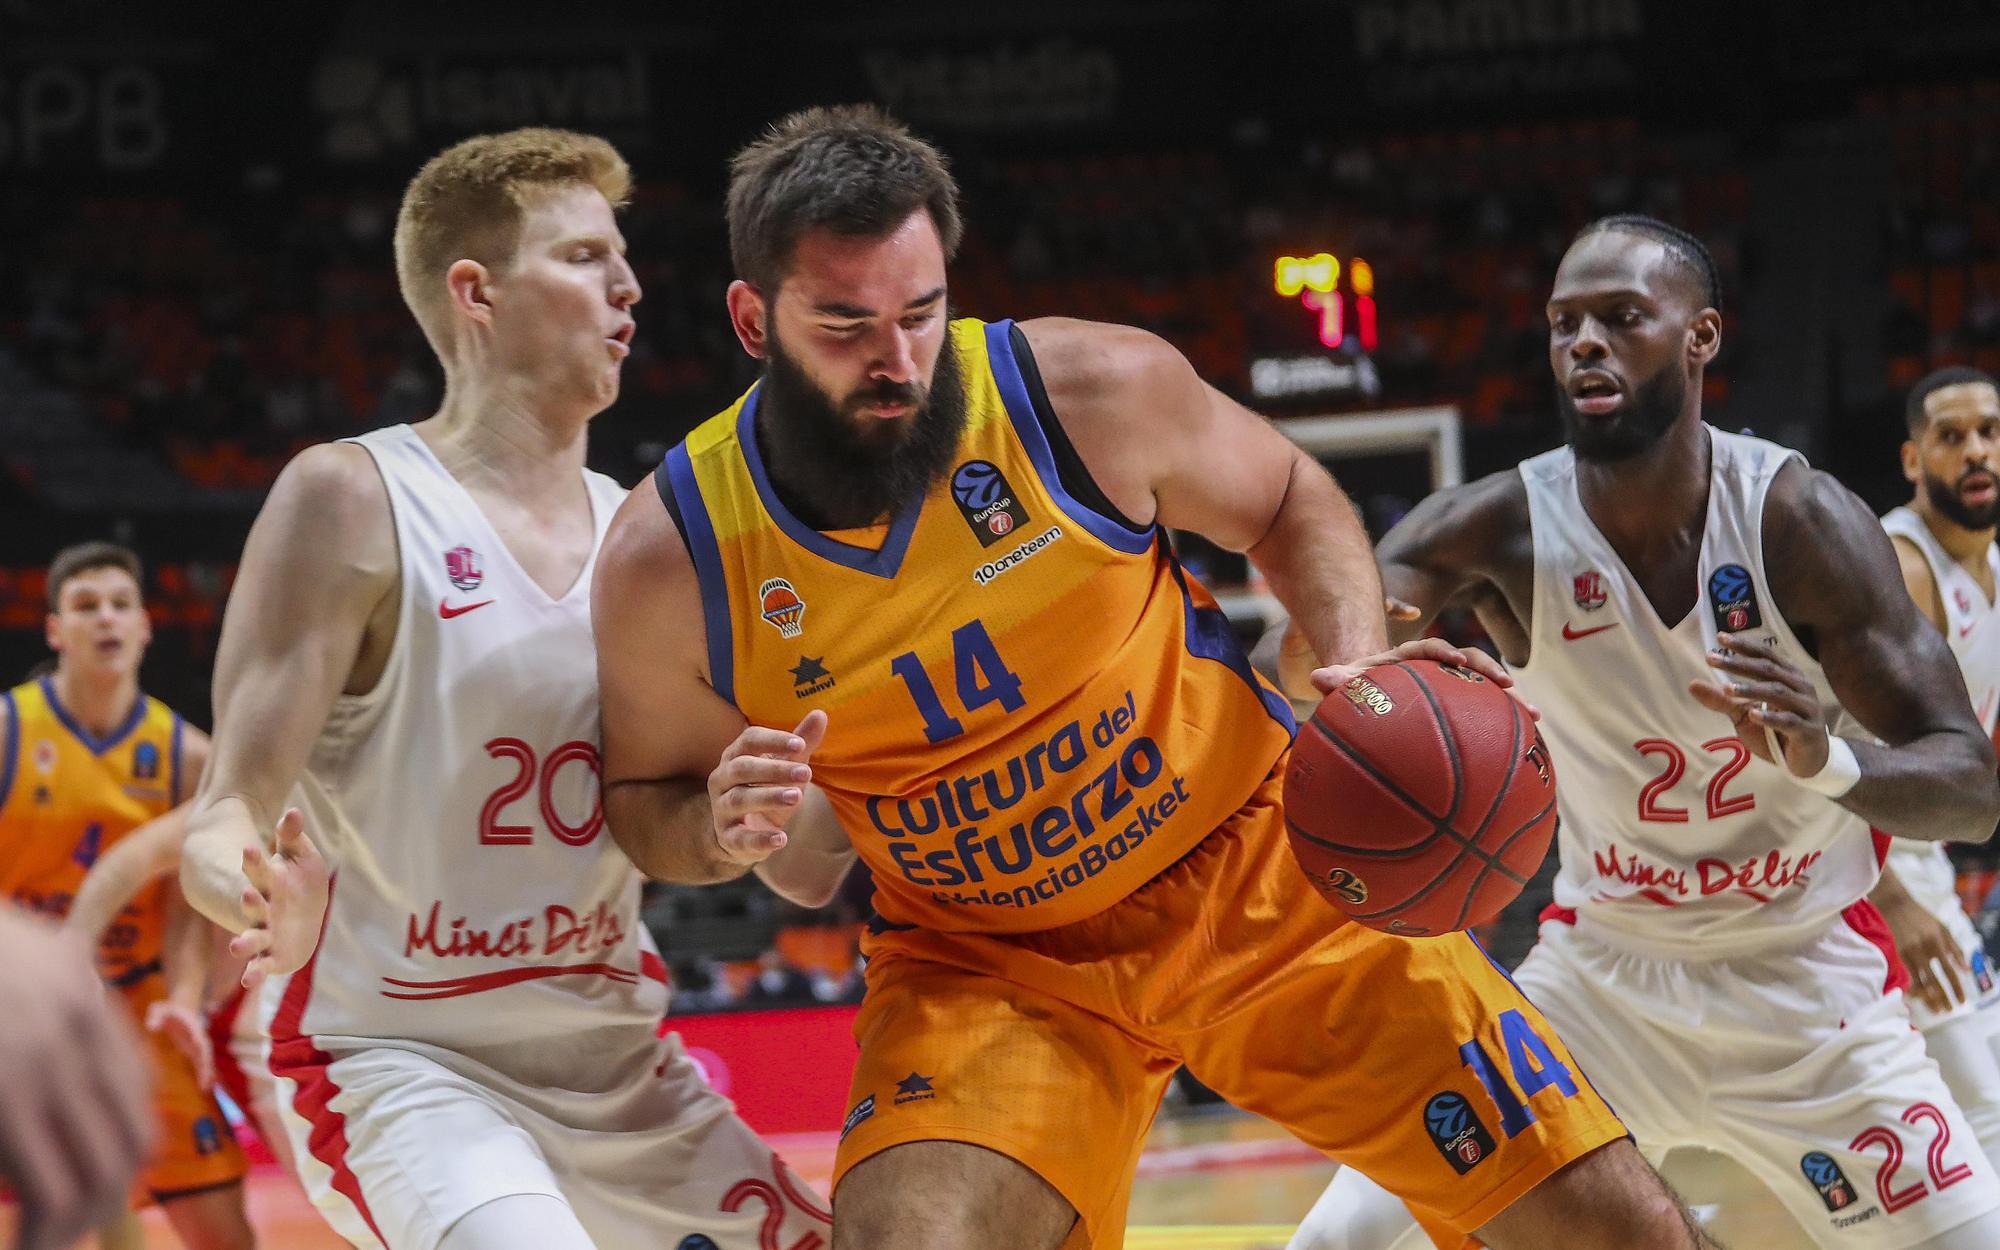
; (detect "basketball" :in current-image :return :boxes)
[1283,659,1558,937]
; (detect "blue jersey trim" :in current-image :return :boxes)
[985,319,1157,556]
[736,389,922,579]
[1170,559,1296,736]
[661,446,738,708]
[40,676,147,756]
[0,690,18,811]
[169,715,185,806]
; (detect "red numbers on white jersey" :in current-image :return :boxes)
[1850,1101,1974,1215]
[1633,737,1757,823]
[478,737,604,847]
[720,1152,833,1250]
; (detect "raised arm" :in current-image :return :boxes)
[1697,462,2000,844]
[181,443,396,943]
[593,482,855,905]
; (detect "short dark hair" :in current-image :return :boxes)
[47,541,142,610]
[1906,365,1999,435]
[1573,214,1723,313]
[726,104,963,291]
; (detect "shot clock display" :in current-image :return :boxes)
[1273,253,1378,352]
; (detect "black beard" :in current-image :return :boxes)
[1925,469,2000,531]
[754,331,968,531]
[1556,366,1687,464]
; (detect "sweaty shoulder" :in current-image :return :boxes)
[1762,458,1871,554]
[1012,316,1214,527]
[263,441,398,585]
[1014,316,1184,411]
[1762,458,1906,632]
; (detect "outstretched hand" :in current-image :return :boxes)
[229,807,329,989]
[1689,632,1830,776]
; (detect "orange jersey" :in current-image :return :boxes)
[661,317,1295,932]
[0,677,185,989]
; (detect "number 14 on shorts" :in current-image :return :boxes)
[1458,1009,1580,1138]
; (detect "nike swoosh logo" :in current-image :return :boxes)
[1561,621,1619,640]
[438,598,496,619]
[1962,623,1977,639]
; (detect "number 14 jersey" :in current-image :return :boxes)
[1513,429,1879,958]
[662,318,1295,934]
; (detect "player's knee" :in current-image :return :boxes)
[1480,1142,1707,1250]
[833,1204,1047,1250]
[833,1143,1077,1250]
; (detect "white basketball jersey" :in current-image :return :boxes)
[1879,505,2000,933]
[267,425,667,1058]
[1882,506,2000,734]
[1514,429,1880,957]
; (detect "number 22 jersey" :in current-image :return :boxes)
[660,318,1296,933]
[1513,429,1879,957]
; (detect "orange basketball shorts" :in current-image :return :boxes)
[130,991,248,1201]
[832,769,1626,1248]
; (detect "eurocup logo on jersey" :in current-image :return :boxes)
[444,545,483,592]
[1423,1091,1496,1175]
[950,460,1031,548]
[1708,563,1762,633]
[1572,570,1607,612]
[1801,1151,1858,1211]
[131,741,160,781]
[759,578,807,639]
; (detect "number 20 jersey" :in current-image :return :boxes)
[269,425,666,1059]
[1512,429,1879,958]
[661,318,1296,934]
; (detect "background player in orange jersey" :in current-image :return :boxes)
[64,803,299,1183]
[594,105,1714,1249]
[0,543,255,1250]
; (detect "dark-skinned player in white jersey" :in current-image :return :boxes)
[1291,217,2000,1250]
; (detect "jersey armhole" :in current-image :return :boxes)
[654,449,737,707]
[987,320,1155,554]
[1886,531,1947,633]
[0,689,17,810]
[1006,323,1148,533]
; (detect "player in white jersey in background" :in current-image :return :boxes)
[1289,217,2000,1250]
[175,128,832,1250]
[1870,366,2000,1171]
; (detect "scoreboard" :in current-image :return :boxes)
[1273,253,1377,353]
